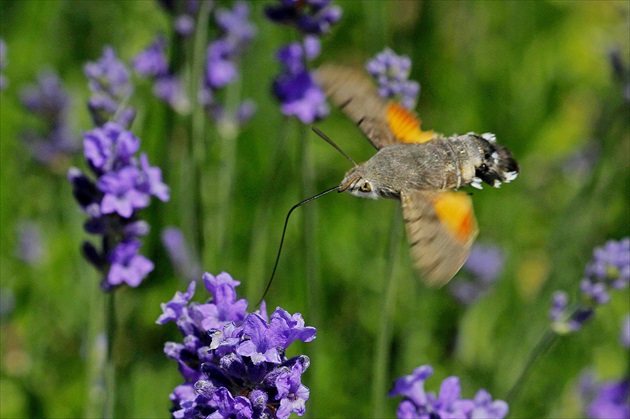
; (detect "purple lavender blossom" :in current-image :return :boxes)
[158,272,315,419]
[174,14,195,37]
[84,47,135,127]
[69,121,169,290]
[19,70,79,165]
[581,238,630,304]
[271,38,329,124]
[265,0,342,35]
[550,238,629,334]
[581,371,629,419]
[390,365,508,419]
[0,39,7,90]
[451,243,504,304]
[200,1,257,124]
[366,48,421,110]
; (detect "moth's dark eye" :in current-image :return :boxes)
[480,163,488,171]
[484,152,491,160]
[360,182,372,193]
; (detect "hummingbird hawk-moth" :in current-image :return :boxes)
[315,65,519,287]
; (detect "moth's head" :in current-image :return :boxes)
[471,133,519,188]
[338,166,381,199]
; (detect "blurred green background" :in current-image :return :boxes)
[1,0,628,418]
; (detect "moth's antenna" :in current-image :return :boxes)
[312,127,357,167]
[258,185,340,305]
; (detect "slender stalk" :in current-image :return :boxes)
[85,282,106,418]
[104,292,116,418]
[189,0,213,256]
[371,210,403,417]
[505,329,557,405]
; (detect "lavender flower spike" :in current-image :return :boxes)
[366,48,420,110]
[158,272,316,418]
[390,364,508,419]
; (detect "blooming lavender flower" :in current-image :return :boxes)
[0,39,7,90]
[390,365,509,419]
[265,0,342,35]
[581,238,630,304]
[271,37,329,124]
[157,272,316,419]
[19,70,79,165]
[550,238,629,334]
[161,226,201,283]
[69,122,169,290]
[157,0,199,37]
[200,1,257,125]
[84,47,135,127]
[267,0,339,124]
[450,243,504,304]
[366,48,421,110]
[580,371,629,419]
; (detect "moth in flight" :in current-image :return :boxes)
[315,65,519,286]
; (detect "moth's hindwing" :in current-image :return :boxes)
[401,190,478,287]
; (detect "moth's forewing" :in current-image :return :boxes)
[315,65,395,149]
[401,190,478,287]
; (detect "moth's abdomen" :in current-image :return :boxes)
[468,134,519,188]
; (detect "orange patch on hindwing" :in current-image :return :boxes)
[386,102,435,144]
[432,192,477,244]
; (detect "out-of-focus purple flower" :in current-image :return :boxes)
[19,71,79,166]
[158,272,315,419]
[265,0,342,35]
[271,38,329,124]
[132,36,169,78]
[161,227,201,283]
[85,47,135,127]
[16,221,44,265]
[581,371,629,419]
[0,39,7,90]
[551,238,629,334]
[174,14,195,37]
[621,314,630,349]
[581,238,630,304]
[0,288,16,321]
[201,1,257,125]
[367,48,420,110]
[390,364,508,419]
[69,121,169,291]
[451,243,504,304]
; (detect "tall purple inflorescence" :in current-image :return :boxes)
[389,365,509,419]
[266,0,341,124]
[366,48,420,110]
[19,70,79,166]
[158,272,316,419]
[69,47,169,291]
[84,46,135,128]
[200,1,257,125]
[550,238,629,334]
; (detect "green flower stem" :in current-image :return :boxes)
[104,292,116,418]
[505,329,557,405]
[372,210,403,417]
[189,0,213,255]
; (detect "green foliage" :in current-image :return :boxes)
[1,1,628,418]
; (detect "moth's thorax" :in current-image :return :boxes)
[339,133,519,199]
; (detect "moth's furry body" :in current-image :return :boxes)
[341,134,518,200]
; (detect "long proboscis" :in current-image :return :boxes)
[258,185,340,305]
